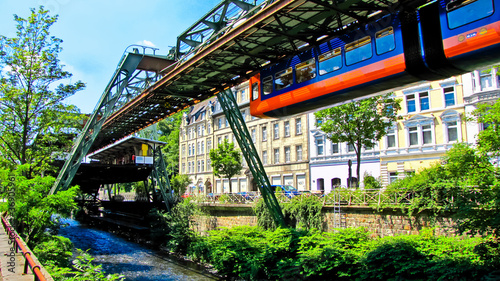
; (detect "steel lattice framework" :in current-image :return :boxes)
[93,0,427,153]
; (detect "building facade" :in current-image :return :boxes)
[309,74,471,191]
[179,81,310,194]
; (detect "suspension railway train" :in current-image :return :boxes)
[249,0,500,118]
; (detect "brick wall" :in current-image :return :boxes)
[192,204,457,237]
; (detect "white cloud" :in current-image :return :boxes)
[136,40,156,47]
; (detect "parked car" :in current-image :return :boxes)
[271,185,302,198]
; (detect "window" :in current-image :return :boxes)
[295,118,302,135]
[296,145,302,161]
[217,118,222,129]
[252,82,259,101]
[197,142,201,155]
[201,141,204,154]
[409,126,418,146]
[422,125,432,144]
[275,68,293,91]
[262,150,268,165]
[444,87,455,107]
[187,162,191,173]
[319,47,342,75]
[192,144,196,155]
[285,146,291,163]
[274,123,279,139]
[447,0,494,29]
[182,145,186,156]
[446,121,458,142]
[207,159,212,171]
[242,110,247,121]
[332,143,339,154]
[251,128,256,143]
[240,89,248,102]
[207,140,212,151]
[316,137,324,156]
[348,143,355,152]
[201,160,205,172]
[225,118,228,127]
[295,58,316,83]
[420,92,429,111]
[389,172,398,184]
[407,94,416,113]
[207,123,211,134]
[406,92,429,113]
[198,125,202,137]
[182,163,185,173]
[375,27,395,55]
[262,126,267,141]
[274,148,280,164]
[262,76,273,95]
[480,70,495,90]
[386,128,396,148]
[345,36,372,65]
[284,121,290,137]
[197,161,201,173]
[218,136,222,145]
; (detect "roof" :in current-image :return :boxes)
[88,136,166,160]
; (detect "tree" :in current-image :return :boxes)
[158,112,183,174]
[209,139,242,193]
[471,98,500,157]
[314,94,401,187]
[0,7,85,177]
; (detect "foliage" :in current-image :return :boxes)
[314,94,401,186]
[187,225,493,280]
[51,250,125,281]
[3,166,79,246]
[209,139,242,193]
[158,111,183,174]
[471,98,500,157]
[33,235,73,268]
[0,7,84,177]
[253,194,324,231]
[170,173,191,196]
[148,199,200,254]
[384,142,500,235]
[363,172,382,189]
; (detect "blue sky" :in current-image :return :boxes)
[1,0,220,113]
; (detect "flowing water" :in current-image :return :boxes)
[58,219,218,281]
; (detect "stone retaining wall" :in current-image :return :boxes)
[192,204,457,237]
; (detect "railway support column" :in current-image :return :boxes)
[217,89,286,228]
[151,147,173,212]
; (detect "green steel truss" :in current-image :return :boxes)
[151,147,173,212]
[50,47,163,195]
[217,89,286,227]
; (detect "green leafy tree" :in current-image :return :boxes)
[314,94,401,187]
[209,139,242,193]
[171,173,191,196]
[158,112,183,174]
[0,7,85,177]
[471,98,500,157]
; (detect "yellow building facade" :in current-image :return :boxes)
[380,76,467,185]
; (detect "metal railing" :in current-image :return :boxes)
[1,215,47,281]
[94,189,457,207]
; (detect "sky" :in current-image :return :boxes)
[0,0,221,113]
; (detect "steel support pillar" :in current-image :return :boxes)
[150,147,173,212]
[217,89,286,228]
[50,52,145,195]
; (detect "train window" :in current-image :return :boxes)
[447,0,494,29]
[251,82,259,101]
[296,58,316,84]
[345,36,372,65]
[263,76,273,95]
[318,47,342,75]
[275,67,293,91]
[375,27,395,55]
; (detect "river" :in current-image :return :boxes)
[58,219,219,281]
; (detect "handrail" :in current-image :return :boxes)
[1,215,47,281]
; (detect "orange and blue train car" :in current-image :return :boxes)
[250,0,500,118]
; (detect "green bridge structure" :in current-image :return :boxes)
[50,0,429,227]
